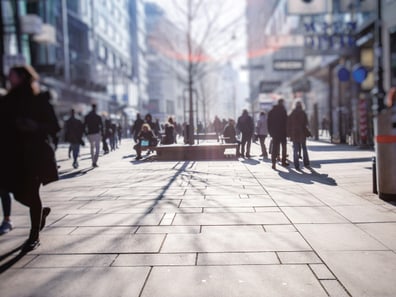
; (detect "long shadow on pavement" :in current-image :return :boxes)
[277,166,337,186]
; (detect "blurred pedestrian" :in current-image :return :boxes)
[0,65,60,251]
[162,117,176,145]
[64,109,84,169]
[84,104,103,167]
[268,98,288,169]
[223,118,241,156]
[131,113,144,143]
[134,123,157,160]
[256,111,269,159]
[236,109,254,158]
[117,123,122,145]
[288,100,310,170]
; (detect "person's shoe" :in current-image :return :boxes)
[272,163,276,170]
[0,220,13,235]
[246,154,251,158]
[282,161,289,167]
[72,161,79,169]
[22,238,40,252]
[135,155,142,160]
[92,163,98,167]
[40,207,51,231]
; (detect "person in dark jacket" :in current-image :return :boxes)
[223,118,241,156]
[131,113,144,143]
[236,109,254,158]
[0,65,60,251]
[84,104,103,167]
[64,109,84,169]
[287,100,310,170]
[268,98,289,169]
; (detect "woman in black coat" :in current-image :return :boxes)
[0,65,60,251]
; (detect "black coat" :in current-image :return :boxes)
[268,104,288,140]
[64,116,84,144]
[0,87,60,192]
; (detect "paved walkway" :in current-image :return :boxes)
[0,138,395,297]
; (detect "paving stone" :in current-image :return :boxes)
[26,254,116,267]
[136,226,201,234]
[197,252,279,265]
[318,251,396,297]
[70,226,138,235]
[203,207,255,213]
[357,223,396,250]
[278,251,322,264]
[180,198,276,208]
[254,207,281,212]
[141,265,328,297]
[320,280,350,297]
[309,264,335,279]
[296,224,387,251]
[270,193,325,207]
[172,212,289,226]
[0,267,149,297]
[50,213,163,227]
[161,231,311,253]
[332,205,396,223]
[34,234,164,254]
[264,225,297,232]
[281,206,349,223]
[113,253,196,266]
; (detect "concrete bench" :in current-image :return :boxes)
[154,143,238,161]
[194,133,219,141]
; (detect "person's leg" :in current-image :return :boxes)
[293,142,300,169]
[93,133,101,165]
[302,140,310,166]
[246,137,252,157]
[271,138,280,168]
[0,191,12,234]
[281,139,288,165]
[71,143,80,168]
[135,144,142,159]
[259,135,265,156]
[240,134,247,157]
[87,134,95,164]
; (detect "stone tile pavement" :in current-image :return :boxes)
[0,138,395,297]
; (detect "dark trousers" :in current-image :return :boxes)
[258,135,268,157]
[14,179,42,240]
[293,141,309,169]
[271,137,287,165]
[1,191,11,217]
[240,133,252,156]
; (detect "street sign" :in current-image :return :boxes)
[273,59,304,71]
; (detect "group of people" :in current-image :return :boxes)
[223,98,311,170]
[64,105,123,169]
[131,114,177,160]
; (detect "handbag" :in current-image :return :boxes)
[304,126,312,137]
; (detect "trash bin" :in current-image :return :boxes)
[374,107,396,201]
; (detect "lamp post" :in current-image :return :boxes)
[372,0,385,114]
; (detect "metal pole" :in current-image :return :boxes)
[372,0,385,114]
[12,0,22,54]
[187,0,194,145]
[62,0,70,83]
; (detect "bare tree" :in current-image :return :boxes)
[148,0,245,144]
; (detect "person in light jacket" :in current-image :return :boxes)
[256,111,268,158]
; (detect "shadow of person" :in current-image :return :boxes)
[0,243,27,274]
[278,166,337,186]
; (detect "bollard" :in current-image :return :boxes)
[372,157,378,194]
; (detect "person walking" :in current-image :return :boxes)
[256,111,269,159]
[236,109,254,158]
[84,104,103,167]
[288,100,310,170]
[64,109,84,169]
[0,65,60,251]
[131,113,144,143]
[268,98,289,169]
